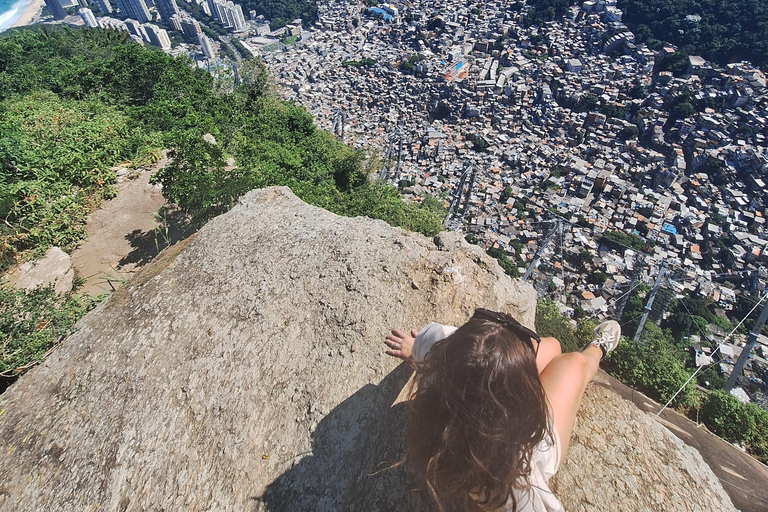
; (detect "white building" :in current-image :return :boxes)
[78,7,99,27]
[144,23,172,51]
[199,33,216,60]
[207,0,246,31]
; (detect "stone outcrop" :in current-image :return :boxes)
[0,187,736,512]
[552,373,735,512]
[5,246,73,293]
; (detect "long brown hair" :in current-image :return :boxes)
[405,310,551,512]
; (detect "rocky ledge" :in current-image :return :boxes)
[0,187,735,512]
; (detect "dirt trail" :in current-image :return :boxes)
[71,158,192,296]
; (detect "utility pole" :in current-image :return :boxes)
[634,261,666,343]
[378,125,402,181]
[331,109,347,140]
[523,220,561,281]
[724,297,768,392]
[443,161,473,228]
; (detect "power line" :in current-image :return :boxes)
[725,295,768,392]
[657,290,768,416]
[634,262,666,343]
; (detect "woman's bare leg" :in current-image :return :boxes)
[535,337,562,375]
[538,345,602,457]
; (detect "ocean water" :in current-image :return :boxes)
[0,0,35,32]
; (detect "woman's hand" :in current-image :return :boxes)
[384,328,418,361]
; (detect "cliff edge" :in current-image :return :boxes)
[0,187,735,512]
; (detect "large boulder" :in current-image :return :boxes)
[0,187,736,512]
[5,246,74,293]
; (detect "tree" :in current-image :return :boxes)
[587,271,608,285]
[700,391,756,444]
[601,103,627,119]
[617,125,639,140]
[603,324,697,408]
[576,94,599,111]
[487,247,520,278]
[671,102,695,120]
[535,299,588,353]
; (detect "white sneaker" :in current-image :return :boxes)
[581,320,621,359]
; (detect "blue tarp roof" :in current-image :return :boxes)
[661,223,677,235]
[367,7,391,20]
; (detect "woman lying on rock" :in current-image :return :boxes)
[384,309,620,512]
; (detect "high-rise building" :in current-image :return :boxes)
[43,0,66,20]
[144,23,171,50]
[198,33,216,60]
[94,0,113,14]
[114,0,150,23]
[155,0,178,22]
[98,16,126,29]
[170,13,182,30]
[124,18,148,41]
[207,0,245,31]
[78,6,99,26]
[230,2,245,31]
[171,13,201,40]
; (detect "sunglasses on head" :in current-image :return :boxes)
[473,308,541,355]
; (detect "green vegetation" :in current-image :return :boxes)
[487,247,520,279]
[231,38,251,58]
[575,93,599,112]
[0,27,441,257]
[342,58,377,68]
[601,230,655,254]
[399,53,424,72]
[600,103,628,120]
[604,323,698,408]
[243,0,318,30]
[540,299,768,463]
[662,294,731,342]
[1,286,99,379]
[617,125,639,140]
[535,299,596,353]
[523,0,569,25]
[0,27,443,388]
[617,0,768,68]
[701,391,768,462]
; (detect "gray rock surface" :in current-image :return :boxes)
[0,187,736,512]
[6,246,74,293]
[551,373,737,512]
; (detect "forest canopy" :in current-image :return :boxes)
[616,0,768,69]
[242,0,318,30]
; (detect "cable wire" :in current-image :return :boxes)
[656,290,768,416]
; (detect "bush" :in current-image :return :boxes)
[603,324,697,408]
[700,390,756,444]
[535,299,596,353]
[0,285,98,378]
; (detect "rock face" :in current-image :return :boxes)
[0,187,735,512]
[551,373,736,512]
[6,246,74,293]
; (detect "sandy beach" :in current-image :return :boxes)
[11,0,43,28]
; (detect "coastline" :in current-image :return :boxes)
[0,0,43,32]
[11,0,43,27]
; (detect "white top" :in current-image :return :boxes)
[412,323,565,512]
